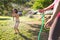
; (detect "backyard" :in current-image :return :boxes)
[0,15,49,40]
[0,0,53,40]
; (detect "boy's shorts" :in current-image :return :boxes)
[14,21,20,28]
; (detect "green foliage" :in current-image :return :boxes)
[22,11,27,15]
[0,0,54,15]
[32,0,54,10]
[0,0,31,16]
[25,0,35,8]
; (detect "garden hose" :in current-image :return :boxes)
[38,13,45,40]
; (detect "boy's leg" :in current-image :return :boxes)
[48,17,59,40]
[14,22,19,33]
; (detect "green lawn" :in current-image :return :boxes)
[0,16,49,40]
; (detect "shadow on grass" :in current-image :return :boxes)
[19,33,32,40]
[28,24,41,28]
[27,24,49,40]
[13,33,32,40]
[0,18,11,20]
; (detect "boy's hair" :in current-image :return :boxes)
[14,9,18,13]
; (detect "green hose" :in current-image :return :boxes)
[38,13,45,40]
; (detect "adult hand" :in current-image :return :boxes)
[39,9,45,13]
[45,19,53,28]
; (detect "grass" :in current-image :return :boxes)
[20,16,39,22]
[0,16,49,40]
[0,16,39,40]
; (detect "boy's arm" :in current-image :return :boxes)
[12,15,14,21]
[12,14,14,21]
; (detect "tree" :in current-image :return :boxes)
[0,0,31,16]
[32,0,54,10]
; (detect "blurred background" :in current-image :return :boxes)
[0,0,54,40]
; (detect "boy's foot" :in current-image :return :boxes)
[14,32,18,34]
[14,32,20,34]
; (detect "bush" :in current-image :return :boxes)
[32,0,54,10]
[22,11,28,16]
